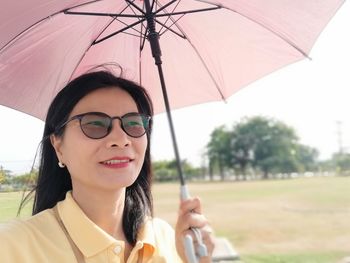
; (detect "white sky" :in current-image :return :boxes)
[1,2,349,174]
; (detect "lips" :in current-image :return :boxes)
[100,157,133,168]
[102,159,130,165]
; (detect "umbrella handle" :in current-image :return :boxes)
[180,185,208,263]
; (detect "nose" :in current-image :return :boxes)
[106,120,131,148]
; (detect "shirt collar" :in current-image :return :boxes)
[56,191,156,258]
[138,217,156,257]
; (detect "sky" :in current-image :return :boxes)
[1,2,349,174]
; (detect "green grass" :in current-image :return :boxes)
[152,176,350,262]
[1,176,350,262]
[0,191,32,223]
[243,251,348,263]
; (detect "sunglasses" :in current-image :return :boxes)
[56,112,151,139]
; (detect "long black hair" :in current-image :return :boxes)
[21,70,154,245]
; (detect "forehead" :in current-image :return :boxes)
[71,87,138,116]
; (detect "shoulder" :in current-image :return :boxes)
[0,209,62,261]
[0,209,54,243]
[0,208,56,238]
[151,217,175,237]
[147,218,182,261]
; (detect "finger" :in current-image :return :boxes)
[195,227,215,258]
[182,229,198,242]
[178,222,212,244]
[177,213,208,231]
[200,225,214,239]
[183,227,215,257]
[201,228,215,255]
[192,226,214,244]
[178,197,202,215]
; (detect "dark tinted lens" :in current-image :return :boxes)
[122,114,149,137]
[80,114,110,139]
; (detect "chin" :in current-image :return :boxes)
[99,176,139,190]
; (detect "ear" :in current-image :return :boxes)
[50,134,64,163]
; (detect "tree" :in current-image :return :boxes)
[331,152,350,174]
[0,165,12,185]
[152,160,177,181]
[294,144,319,172]
[207,116,322,180]
[11,170,38,188]
[152,159,201,182]
[206,126,232,180]
[227,116,305,179]
[229,121,257,178]
[0,170,5,184]
[245,117,300,178]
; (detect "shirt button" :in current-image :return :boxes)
[113,245,122,255]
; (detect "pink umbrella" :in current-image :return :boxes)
[0,0,345,185]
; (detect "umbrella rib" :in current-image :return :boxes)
[138,22,145,85]
[62,0,104,10]
[93,17,118,47]
[93,19,146,45]
[189,41,227,101]
[154,6,221,18]
[146,1,225,100]
[159,18,226,100]
[140,26,148,51]
[122,1,149,39]
[110,20,144,38]
[137,0,148,52]
[156,18,186,39]
[151,0,157,14]
[95,0,143,41]
[155,0,182,36]
[105,3,146,41]
[0,0,103,52]
[153,0,178,15]
[153,1,221,38]
[221,5,309,58]
[65,0,145,18]
[125,0,146,15]
[66,0,147,44]
[67,2,145,83]
[64,10,144,18]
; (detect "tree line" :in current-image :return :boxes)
[151,116,350,182]
[1,116,350,188]
[207,116,350,180]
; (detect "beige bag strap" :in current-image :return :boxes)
[53,206,86,263]
[137,248,144,263]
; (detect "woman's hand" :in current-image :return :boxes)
[175,197,215,263]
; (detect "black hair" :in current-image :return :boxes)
[21,69,154,245]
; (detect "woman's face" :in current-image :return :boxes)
[51,87,148,193]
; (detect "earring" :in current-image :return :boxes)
[58,161,66,168]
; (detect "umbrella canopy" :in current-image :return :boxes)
[0,0,345,120]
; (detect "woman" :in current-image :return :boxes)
[0,70,214,262]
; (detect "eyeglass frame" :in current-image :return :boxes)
[55,111,152,139]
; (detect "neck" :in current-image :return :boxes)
[71,186,126,240]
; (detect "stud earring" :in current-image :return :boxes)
[58,162,66,168]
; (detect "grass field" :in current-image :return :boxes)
[1,176,350,262]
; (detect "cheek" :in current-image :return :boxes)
[134,137,148,167]
[138,137,148,157]
[60,135,98,172]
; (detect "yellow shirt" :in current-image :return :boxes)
[0,192,182,263]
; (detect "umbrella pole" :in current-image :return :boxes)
[144,0,186,186]
[156,63,187,187]
[144,3,208,262]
